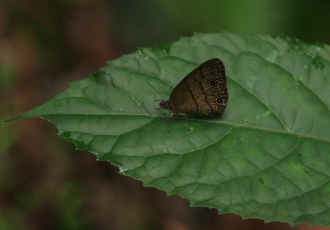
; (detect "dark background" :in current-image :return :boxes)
[1,1,330,229]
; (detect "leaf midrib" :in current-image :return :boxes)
[33,112,330,145]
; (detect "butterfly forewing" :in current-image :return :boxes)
[167,58,228,116]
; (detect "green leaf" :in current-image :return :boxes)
[8,32,330,226]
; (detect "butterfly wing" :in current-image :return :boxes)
[168,58,228,116]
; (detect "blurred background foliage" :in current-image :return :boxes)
[1,0,330,229]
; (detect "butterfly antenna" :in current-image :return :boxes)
[147,82,166,101]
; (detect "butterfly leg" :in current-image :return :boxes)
[167,113,175,132]
[178,113,190,130]
[168,113,190,131]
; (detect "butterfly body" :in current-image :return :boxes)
[159,58,228,116]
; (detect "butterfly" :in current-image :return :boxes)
[150,58,228,130]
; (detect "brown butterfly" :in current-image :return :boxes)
[151,58,228,130]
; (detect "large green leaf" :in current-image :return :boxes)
[9,32,330,226]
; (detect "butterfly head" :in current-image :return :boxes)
[158,100,170,110]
